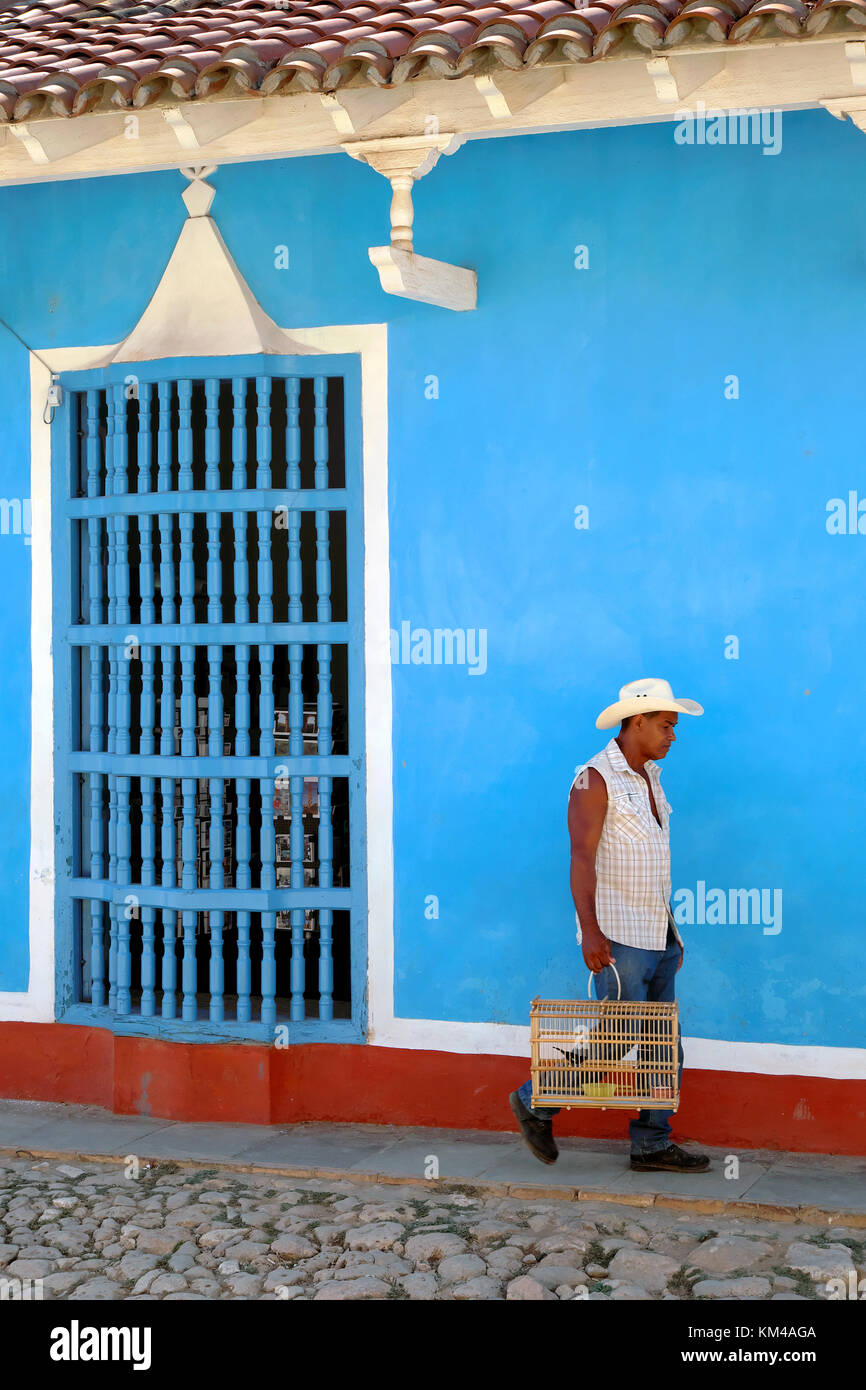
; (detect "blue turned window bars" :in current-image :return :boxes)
[55,360,365,1038]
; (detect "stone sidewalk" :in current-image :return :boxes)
[1,1099,864,1226]
[4,1151,864,1301]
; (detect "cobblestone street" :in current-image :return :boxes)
[2,1154,863,1302]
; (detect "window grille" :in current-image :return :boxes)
[53,360,366,1039]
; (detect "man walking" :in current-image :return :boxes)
[509,677,710,1173]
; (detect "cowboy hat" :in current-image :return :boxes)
[596,677,704,731]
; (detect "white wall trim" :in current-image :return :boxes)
[682,1036,866,1081]
[366,1017,866,1080]
[0,354,58,1022]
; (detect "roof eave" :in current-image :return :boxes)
[0,32,863,185]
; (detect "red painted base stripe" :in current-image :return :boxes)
[0,1023,863,1155]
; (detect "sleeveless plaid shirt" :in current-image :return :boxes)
[571,737,682,952]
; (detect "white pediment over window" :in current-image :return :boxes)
[111,165,314,364]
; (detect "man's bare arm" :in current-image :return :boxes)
[568,769,615,973]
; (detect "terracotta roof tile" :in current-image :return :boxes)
[0,0,858,118]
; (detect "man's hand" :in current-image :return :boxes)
[676,947,684,973]
[582,928,615,975]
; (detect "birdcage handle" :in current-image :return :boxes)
[588,963,621,1000]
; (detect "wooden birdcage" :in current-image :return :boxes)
[529,968,679,1111]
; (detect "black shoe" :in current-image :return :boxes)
[630,1143,710,1173]
[509,1090,558,1165]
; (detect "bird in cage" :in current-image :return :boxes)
[554,1018,598,1065]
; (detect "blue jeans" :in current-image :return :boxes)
[517,927,685,1156]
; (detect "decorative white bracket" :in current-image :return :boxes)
[646,59,679,104]
[9,113,119,164]
[180,163,218,215]
[344,134,477,311]
[319,89,413,136]
[845,41,866,89]
[473,71,564,120]
[820,95,866,130]
[9,123,49,165]
[161,102,261,149]
[646,55,725,104]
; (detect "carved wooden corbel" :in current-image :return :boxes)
[344,134,477,312]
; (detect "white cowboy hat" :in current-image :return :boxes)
[595,677,704,730]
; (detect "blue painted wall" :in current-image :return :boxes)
[0,110,864,1046]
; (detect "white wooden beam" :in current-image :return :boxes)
[9,114,119,164]
[162,102,261,149]
[845,41,866,89]
[9,124,48,164]
[319,89,413,135]
[473,71,564,120]
[646,59,679,104]
[162,107,199,150]
[320,95,354,136]
[647,54,726,104]
[368,245,476,311]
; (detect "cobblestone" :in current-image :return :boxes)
[1,1155,863,1301]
